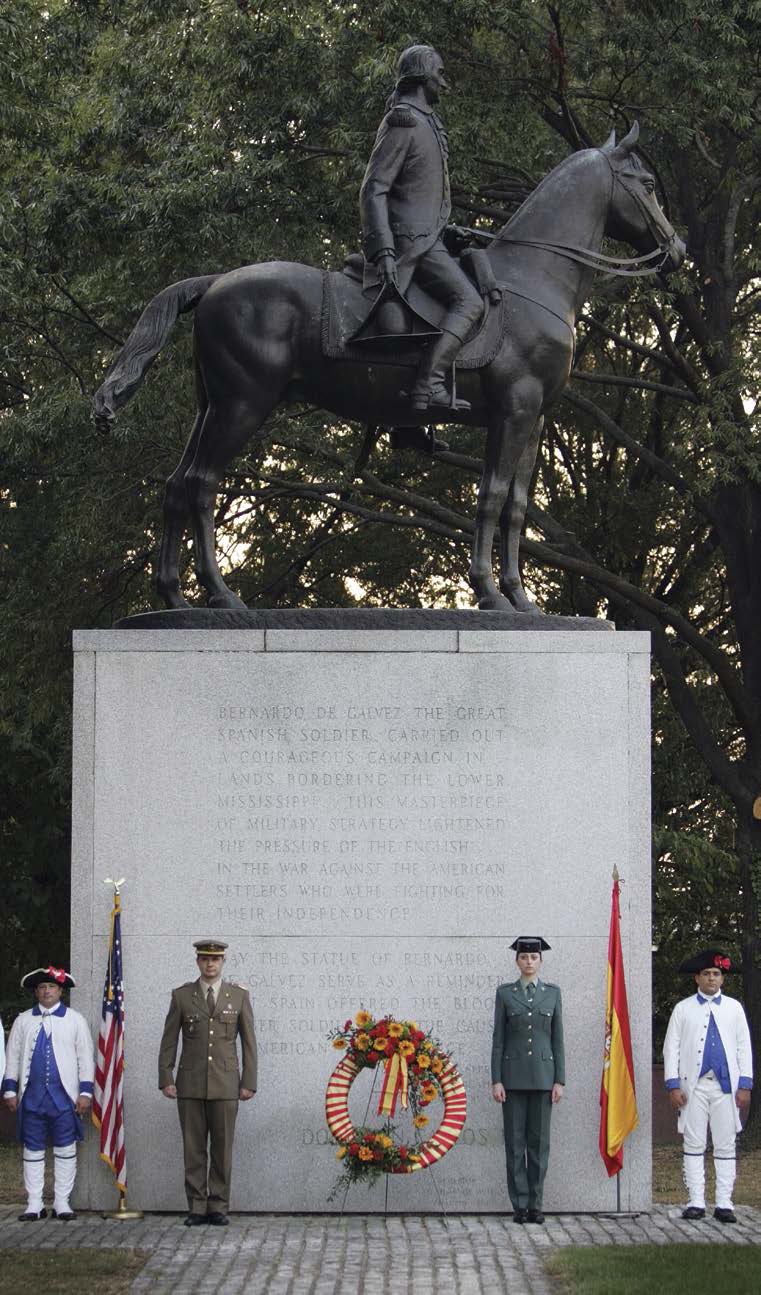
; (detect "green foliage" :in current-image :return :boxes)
[1,3,760,1074]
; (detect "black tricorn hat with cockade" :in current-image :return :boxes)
[678,948,734,974]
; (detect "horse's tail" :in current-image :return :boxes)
[92,274,222,426]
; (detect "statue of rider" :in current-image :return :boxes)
[360,45,484,414]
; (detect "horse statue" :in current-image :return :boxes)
[93,123,685,613]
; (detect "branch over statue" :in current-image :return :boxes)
[93,44,685,614]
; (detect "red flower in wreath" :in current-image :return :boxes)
[348,1142,359,1156]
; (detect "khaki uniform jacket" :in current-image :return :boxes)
[360,100,451,293]
[158,979,257,1100]
[491,980,565,1091]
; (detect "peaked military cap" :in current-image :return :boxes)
[21,965,76,992]
[679,948,734,973]
[194,939,228,955]
[511,936,551,953]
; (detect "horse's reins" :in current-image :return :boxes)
[460,151,678,335]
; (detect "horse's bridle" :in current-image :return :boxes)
[492,150,679,278]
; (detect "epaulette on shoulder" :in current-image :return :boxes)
[386,105,416,128]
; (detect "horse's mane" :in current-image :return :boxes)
[492,146,647,243]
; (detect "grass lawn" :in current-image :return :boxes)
[545,1245,759,1294]
[0,1250,148,1294]
[653,1143,761,1207]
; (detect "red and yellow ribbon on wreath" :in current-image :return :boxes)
[325,1011,467,1175]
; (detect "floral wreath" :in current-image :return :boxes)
[325,1010,466,1185]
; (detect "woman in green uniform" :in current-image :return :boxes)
[491,936,565,1223]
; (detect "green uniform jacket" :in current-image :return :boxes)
[491,980,565,1090]
[158,979,258,1100]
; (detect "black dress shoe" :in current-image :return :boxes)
[513,1208,528,1223]
[714,1207,737,1223]
[527,1209,545,1224]
[681,1206,705,1220]
[184,1213,207,1226]
[18,1209,47,1221]
[207,1212,229,1226]
[52,1209,76,1221]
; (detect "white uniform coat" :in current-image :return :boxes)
[663,994,753,1133]
[2,1006,95,1106]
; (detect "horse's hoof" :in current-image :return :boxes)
[477,593,514,611]
[499,587,542,615]
[207,591,248,610]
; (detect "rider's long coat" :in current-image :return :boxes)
[360,100,451,293]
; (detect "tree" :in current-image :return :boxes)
[1,1,759,1124]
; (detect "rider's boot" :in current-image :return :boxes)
[409,330,470,413]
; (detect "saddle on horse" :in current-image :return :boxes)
[321,249,505,382]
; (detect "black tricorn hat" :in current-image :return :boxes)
[678,948,734,974]
[511,936,551,953]
[21,966,76,993]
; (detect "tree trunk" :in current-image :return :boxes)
[735,818,761,1144]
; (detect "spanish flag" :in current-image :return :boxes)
[599,872,638,1175]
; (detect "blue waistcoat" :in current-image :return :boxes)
[23,1015,72,1114]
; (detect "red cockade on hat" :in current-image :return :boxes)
[713,954,731,970]
[45,965,67,984]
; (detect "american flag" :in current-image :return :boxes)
[92,894,127,1192]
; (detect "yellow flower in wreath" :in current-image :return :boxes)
[430,1057,444,1075]
[398,1040,416,1059]
[336,1146,347,1159]
[419,1040,433,1051]
[387,1022,404,1038]
[355,1033,372,1051]
[379,1134,393,1149]
[359,1146,374,1162]
[421,1083,438,1101]
[416,1053,431,1070]
[355,1010,373,1027]
[332,1037,347,1050]
[414,1114,429,1129]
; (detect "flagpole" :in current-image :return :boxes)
[613,866,621,1215]
[98,879,143,1221]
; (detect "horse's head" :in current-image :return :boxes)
[602,124,686,273]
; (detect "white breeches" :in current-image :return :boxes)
[681,1074,737,1208]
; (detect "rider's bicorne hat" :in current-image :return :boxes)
[396,45,444,88]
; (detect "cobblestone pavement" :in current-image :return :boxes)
[1,1205,760,1293]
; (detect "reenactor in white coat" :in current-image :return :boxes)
[2,967,94,1221]
[663,947,753,1222]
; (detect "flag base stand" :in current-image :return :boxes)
[102,1194,143,1221]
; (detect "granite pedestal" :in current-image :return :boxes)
[70,623,651,1212]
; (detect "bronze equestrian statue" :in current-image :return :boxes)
[93,48,685,614]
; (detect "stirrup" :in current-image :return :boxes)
[409,385,471,413]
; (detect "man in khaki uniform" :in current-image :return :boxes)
[159,940,257,1226]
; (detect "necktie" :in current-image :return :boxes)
[207,985,215,1016]
[41,1012,52,1037]
[526,983,535,1002]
